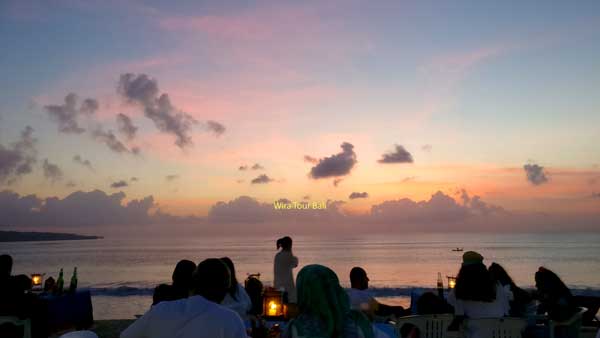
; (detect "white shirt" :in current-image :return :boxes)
[346,288,377,312]
[447,284,510,338]
[274,250,298,303]
[120,295,247,338]
[221,284,252,319]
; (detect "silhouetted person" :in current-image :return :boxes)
[274,236,298,303]
[152,259,196,305]
[0,254,47,338]
[122,258,246,338]
[244,274,264,315]
[416,292,453,315]
[534,267,576,321]
[283,264,374,338]
[347,267,408,318]
[220,257,252,319]
[488,262,533,317]
[447,252,510,338]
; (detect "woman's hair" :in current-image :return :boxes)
[535,267,572,299]
[172,259,197,290]
[220,257,239,300]
[276,236,293,250]
[489,262,515,287]
[455,263,497,302]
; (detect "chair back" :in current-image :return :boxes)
[0,316,32,338]
[394,314,454,338]
[548,307,587,338]
[463,317,526,338]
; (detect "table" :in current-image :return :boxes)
[41,290,93,332]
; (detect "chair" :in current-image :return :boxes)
[547,307,587,338]
[0,316,32,338]
[394,314,454,338]
[59,330,99,338]
[463,317,526,338]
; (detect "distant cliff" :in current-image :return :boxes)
[0,230,102,242]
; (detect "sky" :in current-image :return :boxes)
[0,0,599,234]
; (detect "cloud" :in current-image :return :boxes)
[524,163,549,185]
[116,113,138,140]
[118,73,224,148]
[238,165,248,171]
[421,144,432,152]
[0,189,156,228]
[110,180,128,188]
[73,155,93,170]
[592,192,600,199]
[378,145,414,164]
[333,178,343,187]
[303,195,310,200]
[304,155,318,164]
[42,159,63,182]
[402,176,416,183]
[205,120,226,136]
[65,181,77,188]
[0,126,37,184]
[251,163,264,170]
[240,163,264,171]
[165,175,179,181]
[349,192,369,199]
[44,93,97,134]
[91,127,133,154]
[251,174,273,184]
[309,142,357,179]
[130,177,139,182]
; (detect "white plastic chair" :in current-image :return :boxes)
[394,314,454,338]
[59,330,99,338]
[463,317,526,338]
[547,307,587,338]
[0,316,32,338]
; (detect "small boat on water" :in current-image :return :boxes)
[452,248,463,252]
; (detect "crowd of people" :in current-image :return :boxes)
[2,238,599,338]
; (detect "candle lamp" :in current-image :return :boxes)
[262,287,285,319]
[31,273,43,290]
[447,276,456,290]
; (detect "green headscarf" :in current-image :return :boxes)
[290,264,374,338]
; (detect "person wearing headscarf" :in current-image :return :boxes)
[283,264,374,338]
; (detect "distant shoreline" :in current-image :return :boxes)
[0,230,102,242]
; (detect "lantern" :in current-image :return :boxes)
[447,276,456,290]
[263,288,285,318]
[31,273,43,290]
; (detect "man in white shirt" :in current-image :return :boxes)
[121,258,247,338]
[346,267,408,317]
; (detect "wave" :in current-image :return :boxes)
[85,285,600,298]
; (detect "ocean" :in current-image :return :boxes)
[4,232,600,319]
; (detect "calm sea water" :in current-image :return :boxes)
[3,233,600,319]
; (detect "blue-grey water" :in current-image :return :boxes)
[3,233,600,319]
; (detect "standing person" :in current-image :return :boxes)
[121,258,246,338]
[274,236,299,303]
[220,257,252,319]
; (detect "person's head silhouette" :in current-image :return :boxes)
[276,236,293,251]
[0,254,12,279]
[350,267,369,290]
[192,258,231,303]
[172,259,196,290]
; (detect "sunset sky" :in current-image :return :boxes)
[1,1,599,233]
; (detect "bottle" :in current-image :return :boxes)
[437,272,444,298]
[69,267,78,293]
[57,268,64,295]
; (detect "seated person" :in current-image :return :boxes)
[534,267,576,322]
[489,262,534,317]
[416,292,453,315]
[152,259,196,305]
[283,264,374,338]
[219,257,252,319]
[447,252,510,338]
[0,254,47,338]
[122,258,246,338]
[347,267,408,318]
